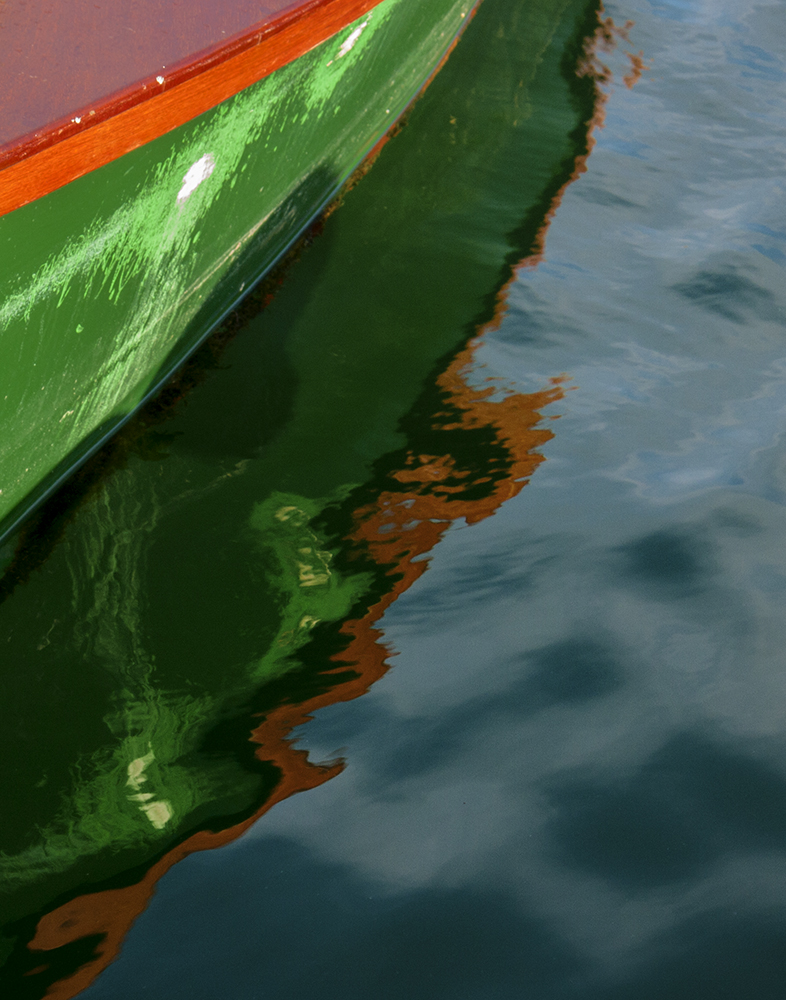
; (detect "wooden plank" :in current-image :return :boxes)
[0,0,384,218]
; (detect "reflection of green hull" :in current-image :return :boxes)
[0,0,600,984]
[0,0,474,542]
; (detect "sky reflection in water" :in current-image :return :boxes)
[6,0,786,995]
[124,0,786,996]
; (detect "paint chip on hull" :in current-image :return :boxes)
[177,153,216,203]
[338,20,369,58]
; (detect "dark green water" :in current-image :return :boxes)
[3,0,786,996]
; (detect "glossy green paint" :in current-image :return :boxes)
[0,0,473,540]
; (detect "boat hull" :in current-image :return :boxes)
[0,0,474,542]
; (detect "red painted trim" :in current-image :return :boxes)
[0,0,384,218]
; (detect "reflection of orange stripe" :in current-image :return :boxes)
[515,13,617,274]
[28,371,564,1000]
[518,93,606,273]
[29,744,341,999]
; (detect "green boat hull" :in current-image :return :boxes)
[0,0,474,541]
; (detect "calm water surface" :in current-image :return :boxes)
[2,0,786,996]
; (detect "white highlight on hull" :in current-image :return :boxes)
[339,20,369,57]
[177,153,216,203]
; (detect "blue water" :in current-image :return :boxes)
[4,0,786,995]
